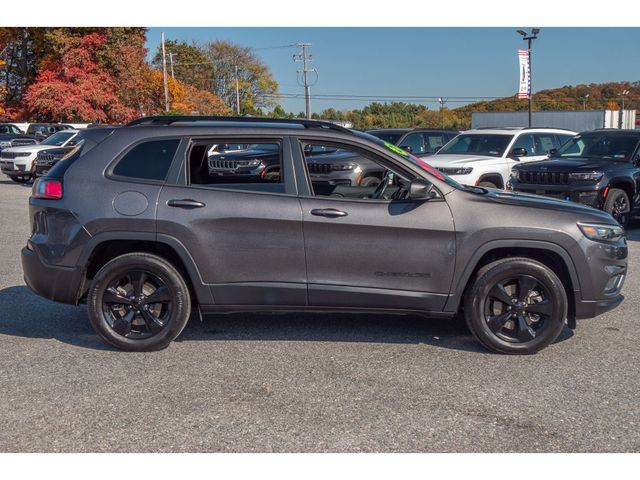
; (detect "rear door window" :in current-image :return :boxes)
[186,138,284,193]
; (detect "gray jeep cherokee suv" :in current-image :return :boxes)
[22,116,627,354]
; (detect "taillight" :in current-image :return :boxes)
[33,178,63,199]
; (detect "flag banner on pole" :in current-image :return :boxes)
[518,49,530,99]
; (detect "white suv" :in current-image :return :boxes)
[0,129,80,183]
[426,127,576,189]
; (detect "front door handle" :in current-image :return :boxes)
[167,199,206,209]
[310,208,348,218]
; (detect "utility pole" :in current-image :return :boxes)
[169,52,175,79]
[583,94,589,111]
[235,65,241,115]
[294,43,316,119]
[517,28,540,127]
[161,32,170,112]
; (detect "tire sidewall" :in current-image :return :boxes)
[465,259,567,354]
[87,254,191,351]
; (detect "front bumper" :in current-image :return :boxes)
[509,180,602,208]
[575,294,624,319]
[1,159,33,177]
[21,246,85,304]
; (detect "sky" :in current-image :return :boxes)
[146,27,640,114]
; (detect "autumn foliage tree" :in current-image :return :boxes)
[23,33,135,122]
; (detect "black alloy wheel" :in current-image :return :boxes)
[87,253,191,351]
[464,257,567,354]
[483,275,552,343]
[102,270,172,339]
[604,188,630,228]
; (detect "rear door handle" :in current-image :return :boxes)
[310,208,348,218]
[167,199,206,209]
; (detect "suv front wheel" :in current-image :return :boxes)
[464,257,567,354]
[87,253,191,351]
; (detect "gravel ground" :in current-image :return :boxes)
[0,178,638,452]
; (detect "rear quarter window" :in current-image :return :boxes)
[112,139,180,182]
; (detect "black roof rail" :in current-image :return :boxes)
[126,115,353,133]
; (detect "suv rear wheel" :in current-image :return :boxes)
[464,257,567,354]
[87,253,191,351]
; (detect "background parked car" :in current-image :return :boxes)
[0,123,25,134]
[34,146,76,177]
[0,133,40,156]
[426,127,576,189]
[508,129,640,227]
[26,123,74,140]
[1,129,79,183]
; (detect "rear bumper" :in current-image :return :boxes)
[21,246,84,304]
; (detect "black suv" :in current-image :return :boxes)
[509,129,640,227]
[22,117,627,354]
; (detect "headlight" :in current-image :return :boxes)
[438,167,473,175]
[331,163,357,171]
[235,159,263,167]
[0,141,11,148]
[578,222,624,243]
[569,172,603,182]
[510,167,520,177]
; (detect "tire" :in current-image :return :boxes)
[463,257,567,354]
[360,176,381,187]
[87,253,191,351]
[478,181,498,189]
[10,175,32,184]
[603,188,630,228]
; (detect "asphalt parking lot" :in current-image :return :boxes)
[0,178,638,453]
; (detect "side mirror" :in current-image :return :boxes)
[548,148,558,157]
[433,146,443,153]
[511,147,527,158]
[401,145,412,153]
[409,179,436,200]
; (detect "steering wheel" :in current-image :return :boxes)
[370,170,394,200]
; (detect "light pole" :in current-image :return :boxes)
[516,28,540,127]
[619,90,630,129]
[438,97,447,129]
[583,93,590,111]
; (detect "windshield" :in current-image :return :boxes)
[366,131,405,144]
[554,132,640,161]
[41,131,76,146]
[437,133,513,157]
[352,130,465,190]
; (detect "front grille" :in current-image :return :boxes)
[0,161,14,170]
[209,159,240,170]
[518,171,570,185]
[307,163,332,174]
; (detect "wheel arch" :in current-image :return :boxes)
[445,240,580,322]
[77,232,212,305]
[477,172,505,189]
[606,178,635,203]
